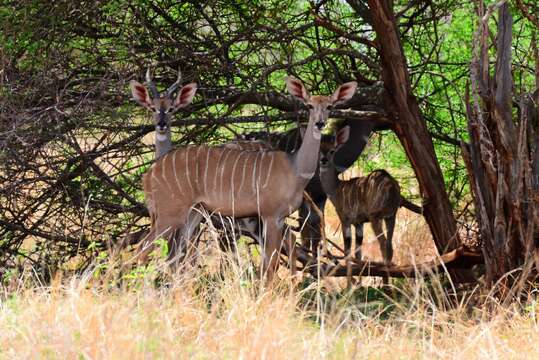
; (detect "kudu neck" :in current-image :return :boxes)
[155,132,172,160]
[319,165,339,202]
[292,116,322,184]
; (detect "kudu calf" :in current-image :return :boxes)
[143,76,357,281]
[319,126,401,266]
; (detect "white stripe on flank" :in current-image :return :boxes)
[348,184,353,213]
[257,151,266,190]
[238,152,250,193]
[204,147,212,194]
[185,146,194,193]
[195,146,203,191]
[230,151,244,210]
[251,152,260,193]
[151,168,167,191]
[160,153,175,192]
[262,152,274,188]
[219,148,234,197]
[172,151,183,197]
[214,148,228,196]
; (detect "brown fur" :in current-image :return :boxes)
[319,126,400,266]
[142,146,302,280]
[327,170,400,265]
[147,146,304,218]
[334,170,401,225]
[139,140,273,263]
[141,76,357,282]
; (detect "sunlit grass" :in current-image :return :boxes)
[1,242,539,359]
[1,211,538,359]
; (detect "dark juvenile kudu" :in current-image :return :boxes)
[319,125,406,266]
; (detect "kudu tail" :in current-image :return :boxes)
[400,197,423,215]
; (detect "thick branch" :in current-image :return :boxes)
[366,0,475,283]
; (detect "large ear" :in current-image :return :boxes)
[173,82,198,109]
[335,125,350,146]
[331,81,358,106]
[285,76,310,103]
[130,80,152,108]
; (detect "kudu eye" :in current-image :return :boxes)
[327,105,334,111]
[306,104,314,110]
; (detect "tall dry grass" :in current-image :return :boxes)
[1,247,539,359]
[1,210,538,359]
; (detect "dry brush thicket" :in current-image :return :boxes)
[2,2,539,357]
[1,0,387,277]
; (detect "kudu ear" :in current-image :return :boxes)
[286,76,310,103]
[173,82,198,109]
[130,80,152,108]
[331,81,358,106]
[335,125,351,146]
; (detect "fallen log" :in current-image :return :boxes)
[301,246,482,279]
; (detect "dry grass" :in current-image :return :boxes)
[1,254,539,359]
[1,212,538,359]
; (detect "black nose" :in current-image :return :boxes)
[315,121,324,130]
[320,158,328,165]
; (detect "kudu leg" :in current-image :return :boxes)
[354,223,364,286]
[342,224,353,258]
[166,228,184,267]
[135,229,158,264]
[261,217,282,284]
[284,227,297,277]
[354,223,364,262]
[384,215,396,265]
[168,210,203,267]
[371,218,392,264]
[342,224,354,289]
[371,218,391,286]
[136,215,181,264]
[299,202,321,263]
[217,217,238,254]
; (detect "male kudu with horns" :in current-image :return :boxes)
[129,70,270,259]
[129,69,197,255]
[130,69,197,160]
[142,76,357,281]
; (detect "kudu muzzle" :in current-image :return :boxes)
[156,109,168,133]
[312,109,327,131]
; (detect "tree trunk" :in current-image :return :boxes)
[366,0,475,283]
[465,1,538,292]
